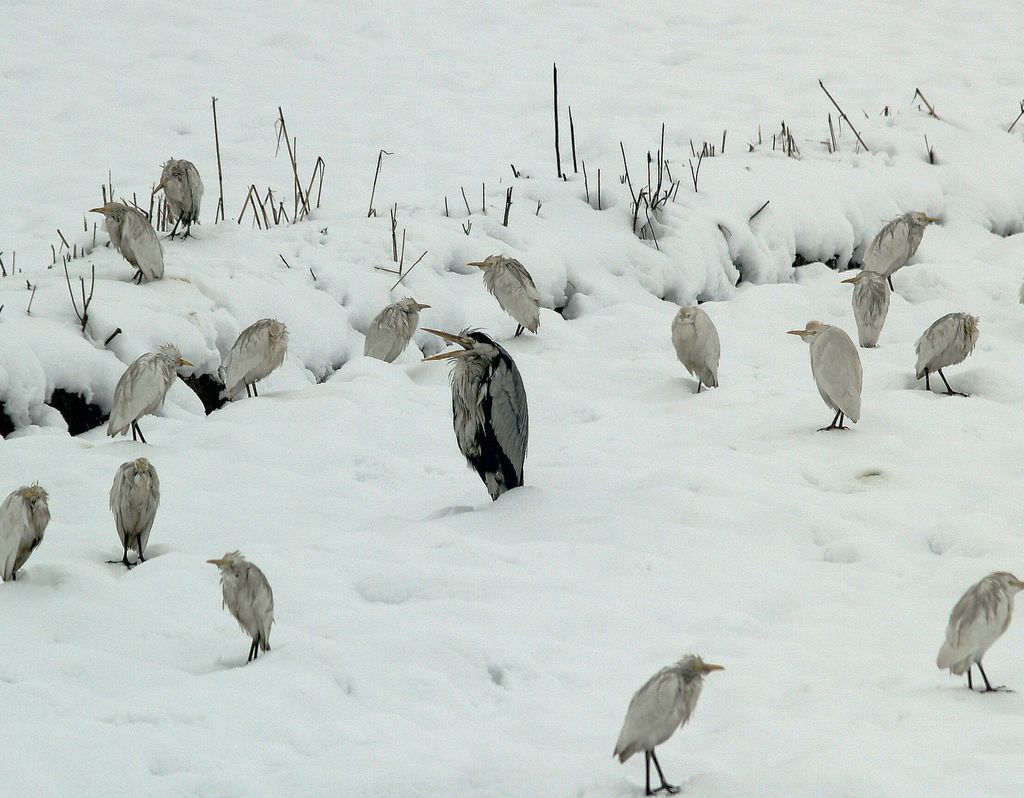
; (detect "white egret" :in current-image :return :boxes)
[469,255,541,336]
[915,312,978,396]
[671,306,720,392]
[423,329,528,500]
[207,551,274,663]
[364,298,430,363]
[107,345,193,443]
[152,158,203,238]
[614,655,724,796]
[0,484,51,582]
[89,202,164,282]
[863,211,939,289]
[841,270,890,348]
[788,321,863,430]
[222,319,288,399]
[108,458,160,568]
[938,572,1024,692]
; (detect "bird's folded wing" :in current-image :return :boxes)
[485,356,529,479]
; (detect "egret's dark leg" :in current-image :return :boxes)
[131,424,137,442]
[514,324,524,337]
[968,668,974,690]
[697,381,703,394]
[976,662,1010,692]
[107,538,133,568]
[133,270,144,285]
[819,410,842,432]
[181,220,192,240]
[649,750,679,794]
[924,371,931,392]
[644,751,652,797]
[252,382,259,398]
[247,639,257,663]
[132,421,147,444]
[136,542,146,565]
[887,276,894,291]
[245,383,252,398]
[938,369,968,397]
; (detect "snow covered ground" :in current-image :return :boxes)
[3,2,1024,796]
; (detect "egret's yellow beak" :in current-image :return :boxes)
[88,205,110,215]
[701,663,725,673]
[206,558,227,567]
[841,275,858,284]
[468,261,486,268]
[925,215,940,224]
[178,358,194,368]
[415,303,431,311]
[786,329,806,336]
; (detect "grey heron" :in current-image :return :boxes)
[207,551,274,663]
[152,158,203,238]
[915,312,978,396]
[841,270,890,348]
[422,329,528,500]
[108,458,160,568]
[222,319,288,399]
[89,202,164,283]
[107,344,193,443]
[788,321,863,430]
[614,655,723,796]
[0,484,50,582]
[469,255,541,336]
[938,572,1024,692]
[364,298,430,363]
[671,306,720,392]
[863,211,939,290]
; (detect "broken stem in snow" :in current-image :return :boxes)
[390,251,427,290]
[819,80,870,152]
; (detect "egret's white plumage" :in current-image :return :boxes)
[364,298,430,362]
[671,305,720,392]
[109,458,160,568]
[614,655,723,796]
[788,321,863,430]
[914,312,979,396]
[470,255,541,336]
[207,551,274,663]
[89,202,164,282]
[107,344,192,442]
[222,319,288,399]
[0,484,51,582]
[937,572,1024,691]
[423,329,528,501]
[153,158,203,238]
[842,270,891,348]
[862,211,938,287]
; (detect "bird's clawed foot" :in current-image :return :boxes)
[107,556,134,569]
[817,411,849,431]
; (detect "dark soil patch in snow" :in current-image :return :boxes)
[47,388,107,435]
[184,374,227,415]
[0,404,14,438]
[793,253,841,270]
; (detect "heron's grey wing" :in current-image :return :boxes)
[242,564,275,645]
[224,324,270,395]
[614,667,682,761]
[485,352,528,481]
[185,161,204,216]
[863,217,911,276]
[812,331,863,420]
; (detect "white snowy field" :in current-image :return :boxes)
[3,2,1024,796]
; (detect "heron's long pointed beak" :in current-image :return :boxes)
[925,215,940,223]
[467,261,486,268]
[702,663,725,672]
[151,181,165,196]
[841,275,858,284]
[414,303,431,310]
[88,206,108,215]
[178,359,194,368]
[206,558,227,566]
[422,328,472,348]
[423,349,472,362]
[786,329,806,336]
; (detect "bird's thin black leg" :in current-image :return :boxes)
[168,219,180,240]
[644,751,652,797]
[938,369,968,397]
[977,662,1011,693]
[137,543,146,565]
[182,221,192,240]
[697,381,703,394]
[819,410,842,432]
[924,371,931,392]
[967,668,974,690]
[106,541,132,568]
[131,424,137,442]
[252,382,259,398]
[133,269,144,285]
[887,276,894,291]
[132,421,148,444]
[247,639,256,663]
[649,750,679,794]
[514,324,524,337]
